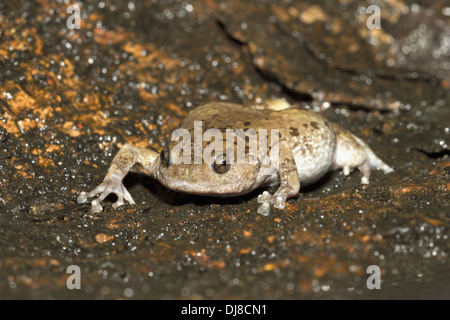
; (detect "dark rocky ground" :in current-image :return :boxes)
[0,0,448,299]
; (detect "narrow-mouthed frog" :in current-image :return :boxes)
[77,100,393,215]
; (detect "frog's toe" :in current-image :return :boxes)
[256,190,289,213]
[111,184,136,209]
[257,191,272,204]
[78,190,104,213]
[77,178,135,212]
[77,191,88,204]
[361,176,370,184]
[273,195,286,209]
[91,199,103,213]
[121,184,136,205]
[257,202,270,216]
[111,196,124,209]
[343,166,351,176]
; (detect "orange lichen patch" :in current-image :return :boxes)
[0,46,118,137]
[62,121,82,137]
[95,233,114,244]
[38,157,55,168]
[124,136,157,150]
[313,262,331,277]
[425,218,443,226]
[208,260,226,269]
[77,238,97,248]
[183,249,205,257]
[299,5,328,24]
[12,161,35,179]
[398,186,412,193]
[0,25,42,55]
[46,144,62,153]
[283,202,298,214]
[2,118,21,135]
[81,93,102,108]
[4,86,37,115]
[428,162,450,176]
[106,223,120,229]
[77,112,110,133]
[243,230,252,237]
[147,123,158,131]
[270,5,291,23]
[93,26,129,46]
[273,217,281,223]
[182,249,226,270]
[239,248,252,254]
[49,259,60,267]
[262,263,278,272]
[122,42,181,78]
[17,118,46,132]
[267,235,276,244]
[138,87,158,105]
[16,170,31,178]
[165,102,188,118]
[279,259,289,268]
[390,184,424,199]
[441,78,450,89]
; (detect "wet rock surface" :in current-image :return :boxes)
[0,0,448,299]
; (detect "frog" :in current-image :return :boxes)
[77,100,393,216]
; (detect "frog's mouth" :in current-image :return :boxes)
[158,177,252,197]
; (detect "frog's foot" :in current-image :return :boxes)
[257,191,272,216]
[256,186,293,216]
[343,166,351,176]
[77,175,135,213]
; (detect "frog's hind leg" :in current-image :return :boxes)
[332,123,393,185]
[353,135,394,176]
[351,134,393,184]
[358,161,371,185]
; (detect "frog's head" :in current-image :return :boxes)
[155,142,263,196]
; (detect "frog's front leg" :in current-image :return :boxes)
[257,139,300,216]
[77,143,159,213]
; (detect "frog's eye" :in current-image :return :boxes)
[212,153,230,174]
[160,146,172,167]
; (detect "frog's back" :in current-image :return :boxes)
[182,102,337,185]
[272,108,336,184]
[180,102,272,130]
